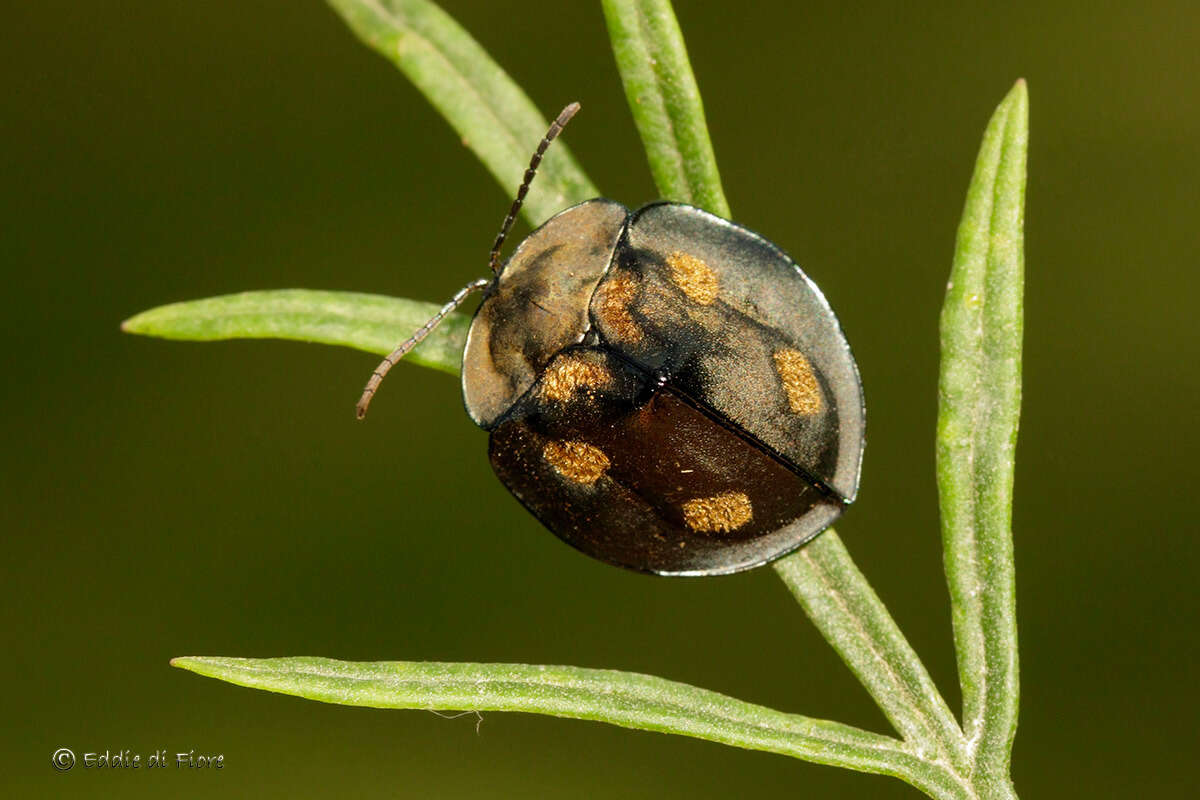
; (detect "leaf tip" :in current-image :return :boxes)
[1005,78,1029,113]
[121,307,165,336]
[170,656,213,675]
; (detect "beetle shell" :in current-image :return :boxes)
[462,199,864,576]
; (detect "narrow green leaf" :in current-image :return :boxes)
[937,80,1027,784]
[601,0,729,217]
[327,0,598,225]
[171,656,968,797]
[773,532,970,777]
[122,290,466,375]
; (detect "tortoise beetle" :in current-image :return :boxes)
[357,103,864,576]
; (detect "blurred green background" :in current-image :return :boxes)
[4,1,1197,797]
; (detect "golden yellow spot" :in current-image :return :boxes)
[681,492,753,533]
[773,348,823,415]
[539,356,611,402]
[542,440,610,485]
[666,251,719,305]
[595,270,643,342]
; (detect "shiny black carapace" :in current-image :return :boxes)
[357,104,864,576]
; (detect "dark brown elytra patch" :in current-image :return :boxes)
[487,347,840,575]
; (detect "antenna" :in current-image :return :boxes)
[355,102,582,420]
[355,277,490,419]
[488,101,580,275]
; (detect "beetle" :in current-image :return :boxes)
[356,103,864,576]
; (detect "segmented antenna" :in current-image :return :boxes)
[355,277,490,419]
[355,102,582,420]
[487,101,580,275]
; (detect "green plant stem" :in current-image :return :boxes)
[937,80,1027,790]
[774,533,970,776]
[171,656,970,799]
[326,0,598,225]
[601,0,729,217]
